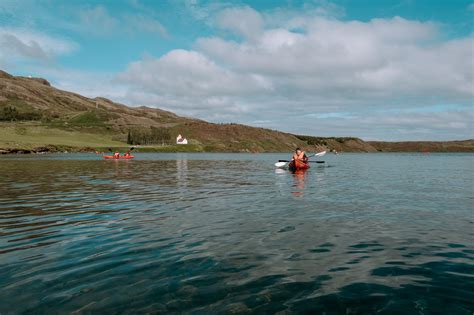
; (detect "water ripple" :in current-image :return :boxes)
[0,153,473,313]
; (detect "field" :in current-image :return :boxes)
[0,123,208,153]
[0,123,124,150]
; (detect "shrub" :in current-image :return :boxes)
[0,106,42,121]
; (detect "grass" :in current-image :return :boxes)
[0,98,35,111]
[0,123,125,149]
[0,99,44,121]
[0,123,207,152]
[295,135,360,145]
[69,111,104,125]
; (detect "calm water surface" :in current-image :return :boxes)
[0,153,473,313]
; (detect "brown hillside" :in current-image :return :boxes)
[1,70,472,153]
[0,70,188,127]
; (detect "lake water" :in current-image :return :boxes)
[0,153,473,313]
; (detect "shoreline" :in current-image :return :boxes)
[1,145,473,155]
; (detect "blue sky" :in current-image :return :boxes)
[0,0,473,140]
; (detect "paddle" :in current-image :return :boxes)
[274,151,327,168]
[274,160,325,168]
[125,147,134,157]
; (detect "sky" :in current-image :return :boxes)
[0,0,473,140]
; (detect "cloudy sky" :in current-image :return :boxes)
[1,0,473,140]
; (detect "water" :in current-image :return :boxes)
[0,153,473,313]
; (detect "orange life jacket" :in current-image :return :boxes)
[292,151,306,162]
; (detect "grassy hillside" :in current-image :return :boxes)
[0,70,310,153]
[1,70,472,153]
[294,135,378,152]
[0,123,123,148]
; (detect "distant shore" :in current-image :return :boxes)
[1,142,473,155]
[2,71,473,155]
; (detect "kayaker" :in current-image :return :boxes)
[292,148,308,163]
[114,152,120,159]
[124,151,131,157]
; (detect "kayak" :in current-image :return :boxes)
[288,159,310,171]
[274,151,326,169]
[103,155,134,160]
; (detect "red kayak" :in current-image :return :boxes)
[103,155,134,160]
[288,159,310,171]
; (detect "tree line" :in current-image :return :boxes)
[127,127,172,145]
[0,106,42,121]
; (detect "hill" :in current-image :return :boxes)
[0,70,310,153]
[0,70,472,154]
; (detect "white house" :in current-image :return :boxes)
[176,134,188,145]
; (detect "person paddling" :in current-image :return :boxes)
[292,148,308,164]
[288,148,309,171]
[124,151,131,158]
[114,152,120,159]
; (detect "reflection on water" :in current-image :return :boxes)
[0,153,473,313]
[292,170,307,197]
[176,156,188,193]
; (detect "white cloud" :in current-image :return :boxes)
[116,10,473,139]
[216,6,263,40]
[117,50,272,97]
[183,0,230,23]
[0,33,50,62]
[285,108,474,141]
[116,49,273,119]
[310,0,346,17]
[0,27,77,67]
